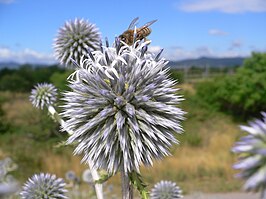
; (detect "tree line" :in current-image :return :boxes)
[0,64,71,92]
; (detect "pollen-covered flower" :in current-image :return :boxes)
[54,18,101,67]
[61,39,185,173]
[150,180,183,199]
[232,112,266,196]
[29,83,57,109]
[20,173,68,199]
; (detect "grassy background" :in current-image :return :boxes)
[0,82,243,196]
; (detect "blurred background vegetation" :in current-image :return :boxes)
[0,52,265,195]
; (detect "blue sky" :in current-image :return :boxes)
[0,0,266,64]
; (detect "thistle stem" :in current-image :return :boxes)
[47,105,104,199]
[121,166,133,199]
[261,190,266,199]
[90,163,104,199]
[48,105,65,127]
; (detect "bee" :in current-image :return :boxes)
[119,17,157,46]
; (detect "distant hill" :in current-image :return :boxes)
[0,62,20,69]
[0,56,246,69]
[0,62,57,69]
[168,57,246,69]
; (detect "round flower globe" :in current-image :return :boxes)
[62,39,185,173]
[54,18,101,67]
[150,181,183,199]
[232,112,266,197]
[20,173,68,199]
[29,83,57,110]
[82,169,93,184]
[65,170,76,182]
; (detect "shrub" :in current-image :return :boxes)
[50,70,73,91]
[195,52,266,119]
[169,69,184,83]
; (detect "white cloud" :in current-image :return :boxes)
[150,45,250,61]
[0,0,15,4]
[0,47,56,64]
[178,0,266,13]
[208,29,228,36]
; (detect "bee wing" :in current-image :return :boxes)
[142,19,157,28]
[128,17,139,30]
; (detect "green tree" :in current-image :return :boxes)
[50,70,73,91]
[0,73,31,91]
[196,52,266,119]
[0,64,66,92]
[169,69,184,83]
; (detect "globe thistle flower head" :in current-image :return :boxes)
[150,180,183,199]
[82,169,93,184]
[54,18,101,67]
[62,38,185,173]
[65,170,76,182]
[20,173,68,199]
[232,112,266,193]
[29,83,57,109]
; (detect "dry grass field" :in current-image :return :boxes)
[0,83,245,197]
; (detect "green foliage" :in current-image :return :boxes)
[17,105,62,140]
[0,94,11,133]
[194,79,223,111]
[95,171,113,184]
[195,52,266,119]
[50,70,73,91]
[169,69,184,83]
[129,171,149,199]
[0,106,11,133]
[0,65,66,92]
[0,73,30,92]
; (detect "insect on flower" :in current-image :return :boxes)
[119,17,157,45]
